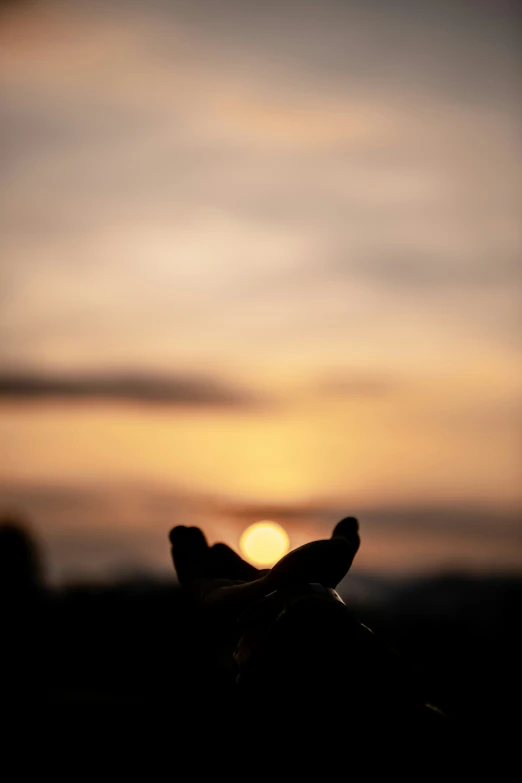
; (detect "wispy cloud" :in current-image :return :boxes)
[0,370,257,407]
[312,373,399,398]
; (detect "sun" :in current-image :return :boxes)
[239,521,290,566]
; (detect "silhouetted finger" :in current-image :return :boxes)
[209,542,260,581]
[332,516,360,556]
[169,525,209,585]
[169,525,208,549]
[265,536,358,591]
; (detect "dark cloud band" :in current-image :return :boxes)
[0,371,254,408]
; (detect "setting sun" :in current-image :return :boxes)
[239,522,290,566]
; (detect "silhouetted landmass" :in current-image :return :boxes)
[28,574,520,737]
[1,519,520,754]
[356,574,522,736]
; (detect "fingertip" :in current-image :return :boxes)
[169,525,187,546]
[185,526,208,548]
[332,516,359,541]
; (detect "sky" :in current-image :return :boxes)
[0,0,521,583]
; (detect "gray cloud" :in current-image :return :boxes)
[121,0,521,104]
[201,495,522,552]
[0,370,257,407]
[313,373,399,397]
[329,251,522,289]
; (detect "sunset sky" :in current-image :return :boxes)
[0,0,521,583]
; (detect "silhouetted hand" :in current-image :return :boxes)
[169,517,449,756]
[169,517,360,610]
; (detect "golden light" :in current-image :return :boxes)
[239,521,290,566]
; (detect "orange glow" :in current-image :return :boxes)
[0,0,520,582]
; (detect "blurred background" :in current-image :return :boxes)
[0,0,521,718]
[1,0,520,583]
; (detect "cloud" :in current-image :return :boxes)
[1,478,521,583]
[0,370,257,408]
[313,373,399,398]
[0,0,520,409]
[327,247,522,290]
